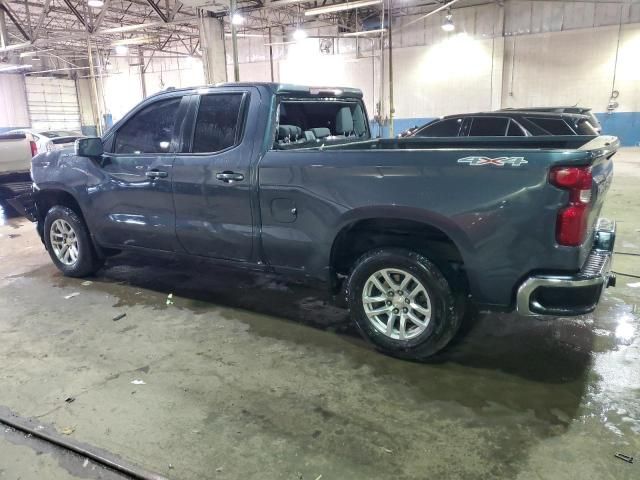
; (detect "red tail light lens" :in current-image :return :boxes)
[549,166,593,247]
[29,140,38,157]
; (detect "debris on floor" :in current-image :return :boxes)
[614,452,634,464]
[81,280,93,286]
[64,292,80,300]
[60,426,75,435]
[112,313,127,321]
[64,397,75,404]
[83,459,89,468]
[627,282,640,288]
[131,379,146,385]
[166,293,174,305]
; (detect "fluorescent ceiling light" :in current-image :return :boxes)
[264,41,297,46]
[88,0,104,7]
[342,28,386,37]
[231,13,244,25]
[293,28,308,41]
[0,64,32,72]
[441,14,455,32]
[114,45,129,55]
[20,49,52,57]
[269,0,309,6]
[112,36,151,46]
[225,33,264,38]
[305,0,382,16]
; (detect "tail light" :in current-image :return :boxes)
[549,166,593,246]
[29,140,38,157]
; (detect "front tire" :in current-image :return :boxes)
[346,248,464,360]
[44,205,104,277]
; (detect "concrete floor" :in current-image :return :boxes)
[0,149,639,480]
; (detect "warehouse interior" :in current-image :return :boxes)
[1,0,639,479]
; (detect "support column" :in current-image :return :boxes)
[0,10,8,49]
[198,10,227,84]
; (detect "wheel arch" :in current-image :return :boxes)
[33,187,93,246]
[328,207,473,293]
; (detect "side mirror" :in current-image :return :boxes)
[75,137,103,157]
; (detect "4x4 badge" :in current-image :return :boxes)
[458,156,528,167]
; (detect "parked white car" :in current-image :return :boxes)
[8,129,84,154]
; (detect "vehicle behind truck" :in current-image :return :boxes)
[11,83,617,360]
[0,132,36,200]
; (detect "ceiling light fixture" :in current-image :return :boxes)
[0,64,32,72]
[342,28,387,37]
[293,28,307,41]
[112,36,151,46]
[304,0,382,16]
[88,0,104,7]
[441,10,455,32]
[20,49,52,57]
[114,45,129,55]
[231,12,244,25]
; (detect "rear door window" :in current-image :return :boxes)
[468,117,509,136]
[525,117,575,135]
[191,93,245,153]
[414,118,463,137]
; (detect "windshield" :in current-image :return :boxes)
[273,98,370,149]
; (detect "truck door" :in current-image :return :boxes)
[171,89,257,261]
[94,94,189,251]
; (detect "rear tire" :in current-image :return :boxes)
[346,248,464,360]
[44,205,104,277]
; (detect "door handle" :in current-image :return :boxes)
[216,171,244,183]
[146,169,168,179]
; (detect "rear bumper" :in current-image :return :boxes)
[516,218,616,316]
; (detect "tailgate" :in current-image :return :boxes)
[579,136,617,248]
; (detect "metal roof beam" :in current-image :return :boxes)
[61,0,89,31]
[145,0,168,22]
[0,0,31,40]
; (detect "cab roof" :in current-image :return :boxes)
[149,83,363,99]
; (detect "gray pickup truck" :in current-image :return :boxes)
[11,83,617,359]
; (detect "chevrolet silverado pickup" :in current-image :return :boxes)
[11,83,617,359]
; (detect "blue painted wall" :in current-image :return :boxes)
[372,112,639,146]
[596,112,640,147]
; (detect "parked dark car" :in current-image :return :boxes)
[10,83,617,360]
[407,111,599,138]
[500,106,602,133]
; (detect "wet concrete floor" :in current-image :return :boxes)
[0,149,638,479]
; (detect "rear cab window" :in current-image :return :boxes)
[414,118,463,137]
[524,117,575,135]
[574,119,598,135]
[468,117,510,136]
[272,97,370,149]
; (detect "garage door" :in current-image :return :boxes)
[25,77,81,132]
